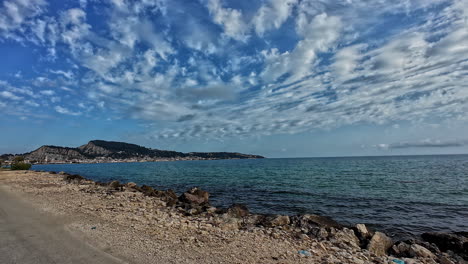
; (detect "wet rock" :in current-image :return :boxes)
[421,232,467,257]
[409,244,435,259]
[178,187,209,205]
[226,204,249,218]
[367,232,393,256]
[262,215,290,227]
[49,171,57,174]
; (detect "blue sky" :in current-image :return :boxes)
[1,0,468,157]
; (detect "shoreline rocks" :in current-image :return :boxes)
[55,170,466,263]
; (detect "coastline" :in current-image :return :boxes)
[0,170,465,264]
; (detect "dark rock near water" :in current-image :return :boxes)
[178,187,209,205]
[261,215,290,227]
[226,204,249,218]
[140,185,155,196]
[63,174,84,184]
[291,214,343,231]
[108,180,122,190]
[421,232,468,259]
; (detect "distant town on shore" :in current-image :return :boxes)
[0,140,264,165]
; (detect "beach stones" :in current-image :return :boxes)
[367,232,393,256]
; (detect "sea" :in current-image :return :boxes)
[33,155,468,239]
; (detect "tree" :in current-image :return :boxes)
[13,156,25,163]
[11,156,31,170]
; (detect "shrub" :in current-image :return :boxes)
[11,162,32,170]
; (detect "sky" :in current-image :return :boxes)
[1,0,468,158]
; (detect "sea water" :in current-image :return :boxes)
[34,155,468,238]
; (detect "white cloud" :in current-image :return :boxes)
[39,90,55,96]
[0,0,46,36]
[206,0,248,41]
[0,90,22,100]
[252,0,297,36]
[54,106,81,116]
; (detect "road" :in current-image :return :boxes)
[0,185,125,264]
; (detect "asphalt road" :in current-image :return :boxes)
[0,186,125,264]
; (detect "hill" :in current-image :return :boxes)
[13,140,263,164]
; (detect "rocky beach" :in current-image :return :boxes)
[0,169,466,264]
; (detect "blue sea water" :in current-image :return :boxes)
[33,155,468,238]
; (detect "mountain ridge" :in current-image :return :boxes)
[6,140,264,164]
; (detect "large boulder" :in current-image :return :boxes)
[178,187,209,205]
[367,232,393,256]
[332,228,361,249]
[421,232,467,258]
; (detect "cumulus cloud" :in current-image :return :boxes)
[252,0,297,36]
[205,0,248,41]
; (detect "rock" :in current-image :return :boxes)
[125,182,138,189]
[355,224,372,239]
[219,217,241,231]
[421,232,467,257]
[392,242,411,257]
[439,255,455,264]
[409,244,435,259]
[333,228,360,249]
[309,227,329,239]
[178,187,209,205]
[206,207,217,214]
[63,174,84,184]
[49,171,57,174]
[367,232,393,256]
[140,185,155,196]
[226,204,249,218]
[291,214,343,231]
[108,180,122,190]
[262,215,290,227]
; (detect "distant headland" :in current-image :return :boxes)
[0,140,264,164]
